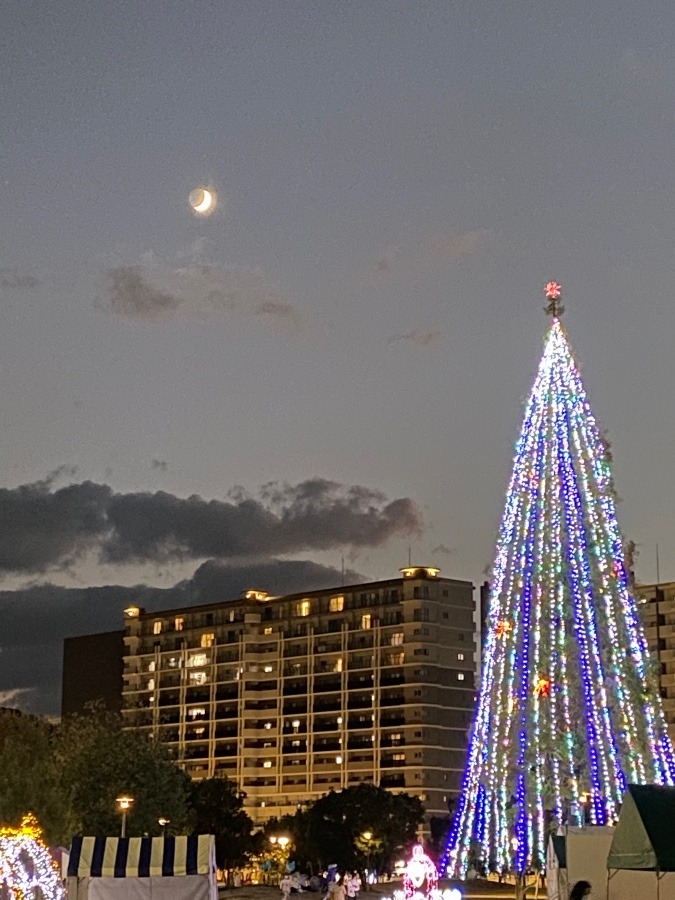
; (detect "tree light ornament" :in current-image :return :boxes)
[495,620,513,639]
[441,285,675,882]
[534,674,552,698]
[0,814,64,900]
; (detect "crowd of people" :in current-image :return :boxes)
[279,871,363,900]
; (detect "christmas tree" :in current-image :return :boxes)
[442,283,675,881]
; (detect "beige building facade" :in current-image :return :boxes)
[122,567,475,825]
[635,581,675,743]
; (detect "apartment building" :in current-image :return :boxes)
[122,566,476,826]
[635,580,675,743]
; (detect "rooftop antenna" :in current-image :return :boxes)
[656,543,661,585]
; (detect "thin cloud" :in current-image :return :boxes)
[107,267,180,321]
[373,229,489,278]
[387,330,446,349]
[0,267,39,289]
[102,254,311,334]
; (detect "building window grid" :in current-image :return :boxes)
[123,576,474,820]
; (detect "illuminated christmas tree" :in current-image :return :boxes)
[442,283,675,883]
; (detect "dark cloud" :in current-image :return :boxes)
[0,559,364,715]
[0,267,39,289]
[151,459,168,472]
[106,266,181,322]
[0,475,422,573]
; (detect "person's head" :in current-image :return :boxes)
[570,880,591,900]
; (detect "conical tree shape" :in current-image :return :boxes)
[442,310,675,879]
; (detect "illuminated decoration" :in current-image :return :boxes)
[544,281,561,299]
[495,620,512,639]
[0,814,64,900]
[403,845,438,900]
[442,284,675,881]
[533,673,552,698]
[188,186,217,217]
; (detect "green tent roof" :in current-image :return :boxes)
[607,784,675,872]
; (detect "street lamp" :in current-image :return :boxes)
[158,817,170,835]
[361,831,373,885]
[116,795,134,838]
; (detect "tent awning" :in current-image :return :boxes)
[67,835,215,878]
[608,784,675,872]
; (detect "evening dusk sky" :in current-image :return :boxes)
[3,1,675,712]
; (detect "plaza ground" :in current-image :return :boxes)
[217,880,532,900]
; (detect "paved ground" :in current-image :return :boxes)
[217,881,534,900]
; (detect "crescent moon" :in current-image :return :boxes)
[189,187,217,215]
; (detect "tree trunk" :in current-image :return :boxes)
[515,873,528,900]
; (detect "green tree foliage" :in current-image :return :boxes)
[273,784,424,873]
[0,710,69,844]
[0,707,192,844]
[188,777,257,872]
[56,709,192,838]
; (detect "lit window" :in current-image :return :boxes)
[175,617,184,631]
[361,614,372,630]
[392,753,405,761]
[335,756,343,764]
[168,657,178,668]
[264,665,273,673]
[193,726,205,736]
[189,671,207,685]
[390,632,404,646]
[147,678,155,692]
[334,658,343,673]
[457,652,465,661]
[264,627,273,635]
[297,600,311,617]
[187,653,208,667]
[148,661,156,672]
[264,722,273,730]
[153,621,162,635]
[457,673,465,681]
[292,719,300,730]
[292,740,301,747]
[188,707,206,719]
[263,760,273,768]
[330,595,344,612]
[201,633,215,648]
[337,716,343,725]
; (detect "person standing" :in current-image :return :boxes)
[569,881,591,900]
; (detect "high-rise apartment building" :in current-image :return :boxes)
[635,581,675,744]
[122,567,475,826]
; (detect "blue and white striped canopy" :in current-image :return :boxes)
[67,835,215,878]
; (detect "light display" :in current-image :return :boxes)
[442,284,675,880]
[0,814,64,900]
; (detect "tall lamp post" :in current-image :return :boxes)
[158,817,170,835]
[361,831,373,886]
[115,795,134,838]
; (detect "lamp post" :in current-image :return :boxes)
[361,831,373,887]
[158,817,170,835]
[115,795,134,838]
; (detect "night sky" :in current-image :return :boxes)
[3,2,675,714]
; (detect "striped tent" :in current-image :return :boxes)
[67,835,217,900]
